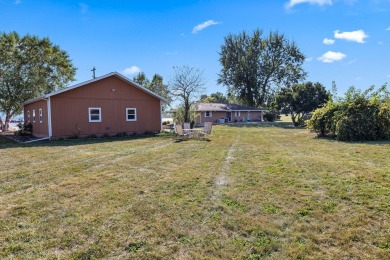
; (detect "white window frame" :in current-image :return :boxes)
[33,110,36,123]
[27,111,30,123]
[89,107,102,122]
[235,111,241,117]
[39,108,43,123]
[205,111,212,117]
[126,108,137,121]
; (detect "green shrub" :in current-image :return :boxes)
[15,123,32,136]
[307,85,390,141]
[307,103,337,137]
[85,134,98,139]
[115,132,128,137]
[263,112,277,122]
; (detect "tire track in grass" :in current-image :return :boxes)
[211,133,240,201]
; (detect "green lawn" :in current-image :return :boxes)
[0,123,389,259]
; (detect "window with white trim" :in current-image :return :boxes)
[235,111,240,116]
[27,111,30,123]
[89,108,101,122]
[205,111,212,117]
[33,110,36,123]
[126,108,137,121]
[39,108,43,123]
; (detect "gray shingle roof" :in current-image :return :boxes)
[196,103,266,112]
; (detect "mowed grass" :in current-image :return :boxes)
[0,123,389,259]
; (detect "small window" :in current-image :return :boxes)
[89,108,101,122]
[205,111,212,117]
[126,108,137,121]
[33,110,36,123]
[235,111,240,116]
[39,109,43,123]
[27,111,30,123]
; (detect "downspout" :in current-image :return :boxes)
[47,97,52,139]
[160,100,163,132]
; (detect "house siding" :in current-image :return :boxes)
[49,75,161,138]
[23,100,49,138]
[196,111,263,124]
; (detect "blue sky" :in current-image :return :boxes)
[1,0,390,102]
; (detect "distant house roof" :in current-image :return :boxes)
[196,103,266,112]
[23,72,168,105]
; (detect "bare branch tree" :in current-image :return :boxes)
[169,66,205,123]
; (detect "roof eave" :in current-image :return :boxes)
[25,72,168,103]
[22,96,48,106]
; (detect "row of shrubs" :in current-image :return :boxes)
[15,123,158,140]
[307,86,390,141]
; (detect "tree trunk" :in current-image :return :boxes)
[184,99,190,123]
[4,114,11,131]
[291,113,298,127]
[4,111,14,131]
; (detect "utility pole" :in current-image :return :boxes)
[91,66,96,79]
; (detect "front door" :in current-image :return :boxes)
[227,112,232,122]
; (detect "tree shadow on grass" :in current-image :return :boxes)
[225,121,299,129]
[0,133,175,150]
[314,135,390,146]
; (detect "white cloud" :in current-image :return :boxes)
[334,30,368,43]
[323,38,335,45]
[346,58,357,65]
[79,3,89,14]
[317,51,346,63]
[285,0,332,9]
[122,66,141,76]
[192,20,220,34]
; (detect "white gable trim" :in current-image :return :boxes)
[23,72,168,106]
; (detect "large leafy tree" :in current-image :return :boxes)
[133,72,172,110]
[274,82,329,126]
[199,92,229,104]
[0,32,76,130]
[218,29,306,107]
[169,66,205,123]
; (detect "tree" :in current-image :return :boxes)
[133,72,171,110]
[218,29,306,108]
[199,92,229,104]
[274,82,329,126]
[0,32,76,130]
[169,66,205,123]
[148,74,172,110]
[133,72,150,87]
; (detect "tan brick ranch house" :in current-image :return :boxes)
[195,103,267,124]
[23,72,167,139]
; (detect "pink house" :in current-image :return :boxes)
[195,103,267,124]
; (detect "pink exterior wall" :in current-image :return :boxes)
[196,111,263,124]
[23,100,49,138]
[49,75,161,138]
[23,75,163,139]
